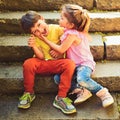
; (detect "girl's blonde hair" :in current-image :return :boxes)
[62,4,88,32]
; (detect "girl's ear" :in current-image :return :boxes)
[40,16,45,21]
[69,23,75,29]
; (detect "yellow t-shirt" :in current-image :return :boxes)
[35,24,64,60]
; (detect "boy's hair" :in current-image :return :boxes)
[61,4,88,31]
[21,11,42,33]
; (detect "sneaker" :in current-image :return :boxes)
[18,92,36,109]
[73,87,92,104]
[96,88,114,108]
[53,96,76,114]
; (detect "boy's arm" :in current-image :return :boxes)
[28,35,44,59]
[32,46,44,59]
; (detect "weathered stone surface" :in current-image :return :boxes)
[90,12,120,32]
[0,34,104,62]
[1,35,120,62]
[0,35,33,62]
[0,63,57,94]
[96,0,120,10]
[104,36,120,60]
[0,11,120,34]
[0,93,119,120]
[0,61,120,94]
[92,61,120,91]
[0,0,93,11]
[90,34,104,61]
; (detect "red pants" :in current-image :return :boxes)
[23,58,75,97]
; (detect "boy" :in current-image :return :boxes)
[18,11,76,114]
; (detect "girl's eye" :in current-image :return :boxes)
[60,16,63,20]
[38,23,41,27]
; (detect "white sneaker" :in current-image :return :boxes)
[96,88,114,108]
[73,87,92,104]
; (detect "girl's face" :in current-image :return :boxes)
[31,19,49,37]
[59,11,74,29]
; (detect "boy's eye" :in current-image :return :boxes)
[31,29,38,35]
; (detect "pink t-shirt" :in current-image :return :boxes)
[60,29,96,71]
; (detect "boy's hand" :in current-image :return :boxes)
[28,35,36,48]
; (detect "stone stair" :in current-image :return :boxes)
[0,0,120,119]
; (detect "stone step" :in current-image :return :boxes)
[0,34,120,62]
[0,61,120,94]
[0,35,33,62]
[0,11,120,33]
[0,93,119,120]
[0,0,120,11]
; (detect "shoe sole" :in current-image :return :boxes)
[74,93,92,104]
[103,100,114,108]
[18,96,36,109]
[53,102,76,114]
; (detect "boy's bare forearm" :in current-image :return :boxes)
[32,46,44,59]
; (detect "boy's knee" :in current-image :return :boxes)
[23,59,32,67]
[65,59,75,69]
[23,58,36,69]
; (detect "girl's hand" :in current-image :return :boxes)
[38,34,46,41]
[50,50,63,59]
[28,35,36,48]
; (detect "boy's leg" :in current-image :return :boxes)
[18,58,41,109]
[20,58,76,113]
[23,58,75,96]
[36,58,76,114]
[35,59,75,97]
[46,59,76,114]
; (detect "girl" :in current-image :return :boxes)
[39,4,114,108]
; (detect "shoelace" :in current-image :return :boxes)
[63,97,73,105]
[19,93,30,101]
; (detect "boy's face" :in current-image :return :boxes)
[31,19,49,37]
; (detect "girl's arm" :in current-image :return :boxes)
[28,35,44,59]
[40,34,76,54]
[50,49,64,59]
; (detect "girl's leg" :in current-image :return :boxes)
[54,71,78,92]
[54,69,92,104]
[76,65,114,107]
[76,65,103,93]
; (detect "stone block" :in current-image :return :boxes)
[104,36,120,60]
[90,34,104,61]
[96,0,120,10]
